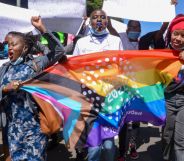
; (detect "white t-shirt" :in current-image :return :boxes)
[73,34,123,56]
[119,32,139,50]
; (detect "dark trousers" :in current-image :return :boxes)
[162,93,184,161]
[118,124,127,157]
[118,122,140,157]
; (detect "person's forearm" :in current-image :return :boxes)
[108,27,120,37]
[42,31,64,53]
[160,22,169,34]
[41,31,66,67]
[171,0,178,5]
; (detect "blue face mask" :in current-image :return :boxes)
[10,56,23,65]
[127,31,141,40]
[0,44,8,59]
[89,25,108,37]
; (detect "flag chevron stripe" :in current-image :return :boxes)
[22,86,82,111]
[22,83,90,108]
[28,72,82,92]
[21,85,99,148]
[31,93,81,145]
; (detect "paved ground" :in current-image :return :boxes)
[47,123,163,161]
[0,123,163,161]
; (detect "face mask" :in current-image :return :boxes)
[127,31,141,40]
[0,44,8,58]
[89,25,108,37]
[10,56,23,65]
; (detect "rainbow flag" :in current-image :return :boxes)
[21,49,181,148]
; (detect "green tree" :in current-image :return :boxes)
[87,0,103,16]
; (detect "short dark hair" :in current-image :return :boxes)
[128,20,141,28]
[90,9,107,20]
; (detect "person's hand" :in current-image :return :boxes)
[171,0,178,5]
[58,55,67,64]
[31,16,47,34]
[155,22,169,39]
[179,51,184,60]
[107,16,113,28]
[106,17,120,37]
[80,16,88,34]
[3,81,22,93]
[82,16,88,22]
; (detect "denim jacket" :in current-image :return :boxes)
[0,31,66,101]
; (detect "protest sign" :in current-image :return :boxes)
[28,0,86,35]
[103,0,176,22]
[0,2,38,42]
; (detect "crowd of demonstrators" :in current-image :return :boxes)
[162,14,184,161]
[73,9,123,161]
[0,16,66,160]
[0,0,184,161]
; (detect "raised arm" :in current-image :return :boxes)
[31,16,47,34]
[107,17,120,37]
[171,0,178,5]
[31,16,66,69]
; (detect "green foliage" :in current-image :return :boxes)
[87,0,103,16]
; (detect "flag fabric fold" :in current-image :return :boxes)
[21,49,181,148]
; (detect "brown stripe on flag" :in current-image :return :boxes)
[24,80,97,149]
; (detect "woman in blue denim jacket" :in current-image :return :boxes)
[0,16,66,161]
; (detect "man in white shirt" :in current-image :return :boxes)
[73,18,123,56]
[73,9,123,161]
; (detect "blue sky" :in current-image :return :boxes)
[124,0,184,36]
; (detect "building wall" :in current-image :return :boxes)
[0,0,28,8]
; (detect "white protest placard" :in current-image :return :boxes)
[102,0,176,22]
[28,0,86,35]
[111,19,127,33]
[0,3,39,42]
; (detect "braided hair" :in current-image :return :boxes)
[6,31,38,60]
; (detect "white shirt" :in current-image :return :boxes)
[73,34,123,56]
[119,32,139,50]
